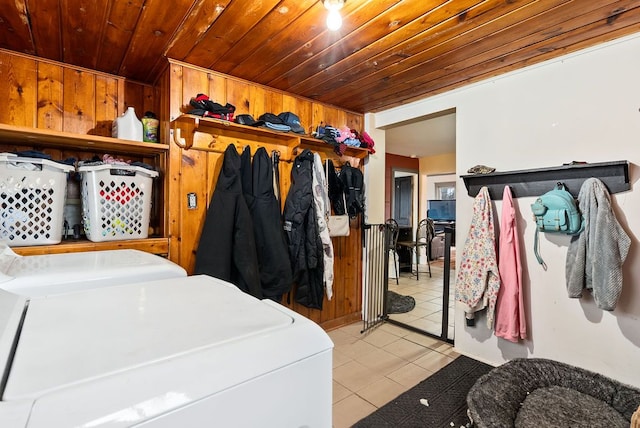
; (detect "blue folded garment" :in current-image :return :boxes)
[264,122,291,132]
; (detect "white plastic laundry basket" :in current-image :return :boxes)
[78,163,158,242]
[0,153,74,246]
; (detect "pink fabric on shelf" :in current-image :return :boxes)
[494,186,526,342]
[335,126,352,143]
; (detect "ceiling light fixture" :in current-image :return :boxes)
[323,0,344,31]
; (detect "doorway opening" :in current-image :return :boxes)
[392,170,419,275]
[383,109,456,344]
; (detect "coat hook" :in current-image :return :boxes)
[207,135,218,148]
[172,127,192,149]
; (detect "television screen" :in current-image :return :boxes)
[428,200,456,222]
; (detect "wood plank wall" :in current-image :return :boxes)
[0,48,364,329]
[0,49,158,134]
[161,60,364,329]
[0,49,163,234]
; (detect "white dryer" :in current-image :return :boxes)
[0,275,334,427]
[0,249,186,297]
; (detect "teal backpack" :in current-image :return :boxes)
[531,182,584,268]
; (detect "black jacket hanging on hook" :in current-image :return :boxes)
[194,144,262,299]
[240,146,293,301]
[283,148,324,309]
[326,159,346,215]
[340,162,365,218]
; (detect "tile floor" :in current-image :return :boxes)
[388,257,456,339]
[329,260,460,428]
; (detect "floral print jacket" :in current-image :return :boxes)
[455,186,501,328]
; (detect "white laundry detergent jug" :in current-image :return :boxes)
[112,107,143,141]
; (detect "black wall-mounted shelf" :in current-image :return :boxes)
[461,160,630,200]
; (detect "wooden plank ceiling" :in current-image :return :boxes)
[1,0,639,113]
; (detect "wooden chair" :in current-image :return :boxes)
[397,219,434,280]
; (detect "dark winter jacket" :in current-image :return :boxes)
[283,149,324,309]
[240,146,293,301]
[194,144,263,299]
[326,159,346,215]
[340,162,365,218]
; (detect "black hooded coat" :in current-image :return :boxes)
[283,149,324,309]
[326,159,346,215]
[240,146,293,301]
[194,144,262,298]
[340,162,365,218]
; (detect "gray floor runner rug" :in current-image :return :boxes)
[354,355,493,428]
[387,290,415,314]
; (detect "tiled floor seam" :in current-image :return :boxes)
[352,392,381,409]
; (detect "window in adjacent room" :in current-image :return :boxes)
[436,182,456,200]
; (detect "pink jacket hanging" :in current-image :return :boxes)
[494,186,526,342]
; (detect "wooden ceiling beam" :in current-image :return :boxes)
[259,0,431,86]
[324,0,606,108]
[181,0,282,69]
[353,3,640,112]
[1,0,37,56]
[272,0,485,92]
[0,0,639,112]
[285,0,501,97]
[97,0,144,75]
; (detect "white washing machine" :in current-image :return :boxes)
[0,249,187,297]
[0,275,334,427]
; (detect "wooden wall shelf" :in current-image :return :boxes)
[0,123,169,256]
[172,115,369,160]
[299,135,369,159]
[11,238,169,256]
[0,123,169,155]
[461,160,630,200]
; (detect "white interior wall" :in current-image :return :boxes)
[372,33,640,387]
[363,114,385,225]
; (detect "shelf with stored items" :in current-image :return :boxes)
[168,113,368,319]
[171,114,370,161]
[164,60,368,330]
[0,122,170,256]
[0,123,169,155]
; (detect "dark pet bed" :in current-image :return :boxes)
[467,358,640,427]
